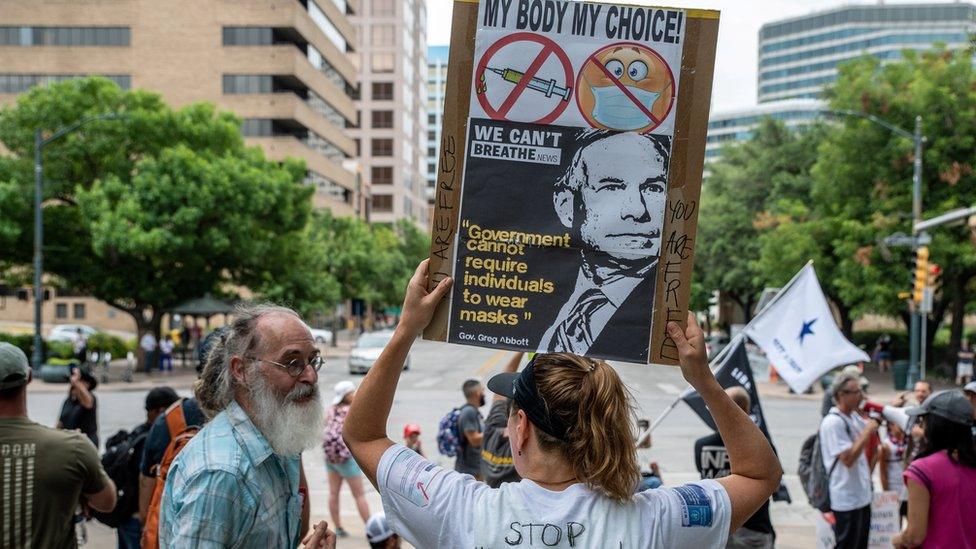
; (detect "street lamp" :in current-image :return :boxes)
[32,113,126,369]
[824,109,925,383]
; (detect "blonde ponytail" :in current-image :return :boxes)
[522,354,639,502]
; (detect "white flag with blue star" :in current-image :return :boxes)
[744,264,870,393]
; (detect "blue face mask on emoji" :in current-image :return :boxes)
[589,85,661,131]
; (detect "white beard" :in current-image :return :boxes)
[248,373,324,457]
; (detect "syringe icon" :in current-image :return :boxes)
[486,67,572,101]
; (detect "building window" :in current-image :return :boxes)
[427,113,437,125]
[371,25,395,47]
[222,27,273,46]
[372,0,395,16]
[0,26,130,46]
[307,0,347,52]
[55,303,68,319]
[372,81,394,100]
[222,75,273,94]
[371,53,395,73]
[427,146,436,157]
[241,119,273,136]
[0,74,131,93]
[371,138,394,156]
[371,110,394,128]
[371,166,393,185]
[73,303,86,320]
[372,194,393,211]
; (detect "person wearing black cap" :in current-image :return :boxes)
[344,260,782,548]
[892,390,976,548]
[0,342,117,548]
[57,366,99,447]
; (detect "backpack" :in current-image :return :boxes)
[798,412,852,512]
[437,407,465,457]
[142,400,201,549]
[91,428,148,528]
[323,406,352,464]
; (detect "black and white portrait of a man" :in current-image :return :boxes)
[538,131,670,362]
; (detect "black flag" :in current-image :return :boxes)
[682,337,791,502]
[681,338,770,438]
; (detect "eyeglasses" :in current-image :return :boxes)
[245,355,325,377]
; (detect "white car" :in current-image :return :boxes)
[348,331,410,374]
[48,324,98,342]
[309,328,333,345]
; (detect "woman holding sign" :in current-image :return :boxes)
[343,260,782,548]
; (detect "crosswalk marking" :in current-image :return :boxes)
[413,376,443,389]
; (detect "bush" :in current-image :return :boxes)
[0,333,34,358]
[46,341,74,360]
[87,332,131,359]
[850,330,909,358]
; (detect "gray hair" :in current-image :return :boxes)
[555,132,670,193]
[194,303,301,417]
[830,373,862,400]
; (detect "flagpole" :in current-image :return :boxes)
[638,261,812,439]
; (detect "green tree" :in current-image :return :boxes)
[697,118,821,322]
[0,77,331,366]
[811,48,976,370]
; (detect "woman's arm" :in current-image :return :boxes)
[667,317,783,533]
[344,260,452,487]
[893,478,930,548]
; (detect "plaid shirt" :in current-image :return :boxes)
[159,400,302,548]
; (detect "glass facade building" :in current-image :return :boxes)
[758,2,976,103]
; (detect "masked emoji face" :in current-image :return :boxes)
[577,44,674,132]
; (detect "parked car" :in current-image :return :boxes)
[47,324,98,342]
[309,327,333,345]
[348,330,410,374]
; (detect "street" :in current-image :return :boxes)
[27,338,825,548]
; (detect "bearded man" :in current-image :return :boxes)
[159,304,325,547]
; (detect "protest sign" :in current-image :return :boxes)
[869,491,900,549]
[425,0,719,364]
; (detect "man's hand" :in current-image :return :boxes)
[69,368,81,385]
[667,313,713,390]
[302,521,337,549]
[398,260,453,335]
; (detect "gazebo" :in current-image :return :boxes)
[168,294,236,328]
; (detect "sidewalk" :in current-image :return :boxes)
[757,360,957,404]
[27,337,357,394]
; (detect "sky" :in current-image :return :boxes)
[424,0,961,113]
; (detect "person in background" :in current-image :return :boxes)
[957,339,974,386]
[73,328,89,364]
[913,380,933,406]
[159,335,174,372]
[57,367,99,448]
[0,342,118,548]
[893,390,976,548]
[111,386,180,548]
[820,372,880,549]
[140,331,158,372]
[365,513,401,548]
[456,378,485,479]
[874,334,893,373]
[694,387,776,548]
[481,352,523,488]
[821,365,868,417]
[403,424,423,456]
[323,380,371,537]
[878,420,909,525]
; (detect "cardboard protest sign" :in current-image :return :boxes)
[425,0,718,364]
[868,491,900,549]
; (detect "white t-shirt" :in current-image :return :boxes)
[819,407,872,511]
[377,444,731,548]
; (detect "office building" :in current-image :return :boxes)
[758,2,976,103]
[426,44,448,210]
[0,0,361,332]
[350,0,428,227]
[707,2,976,162]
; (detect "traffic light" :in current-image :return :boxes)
[913,246,929,303]
[928,263,942,293]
